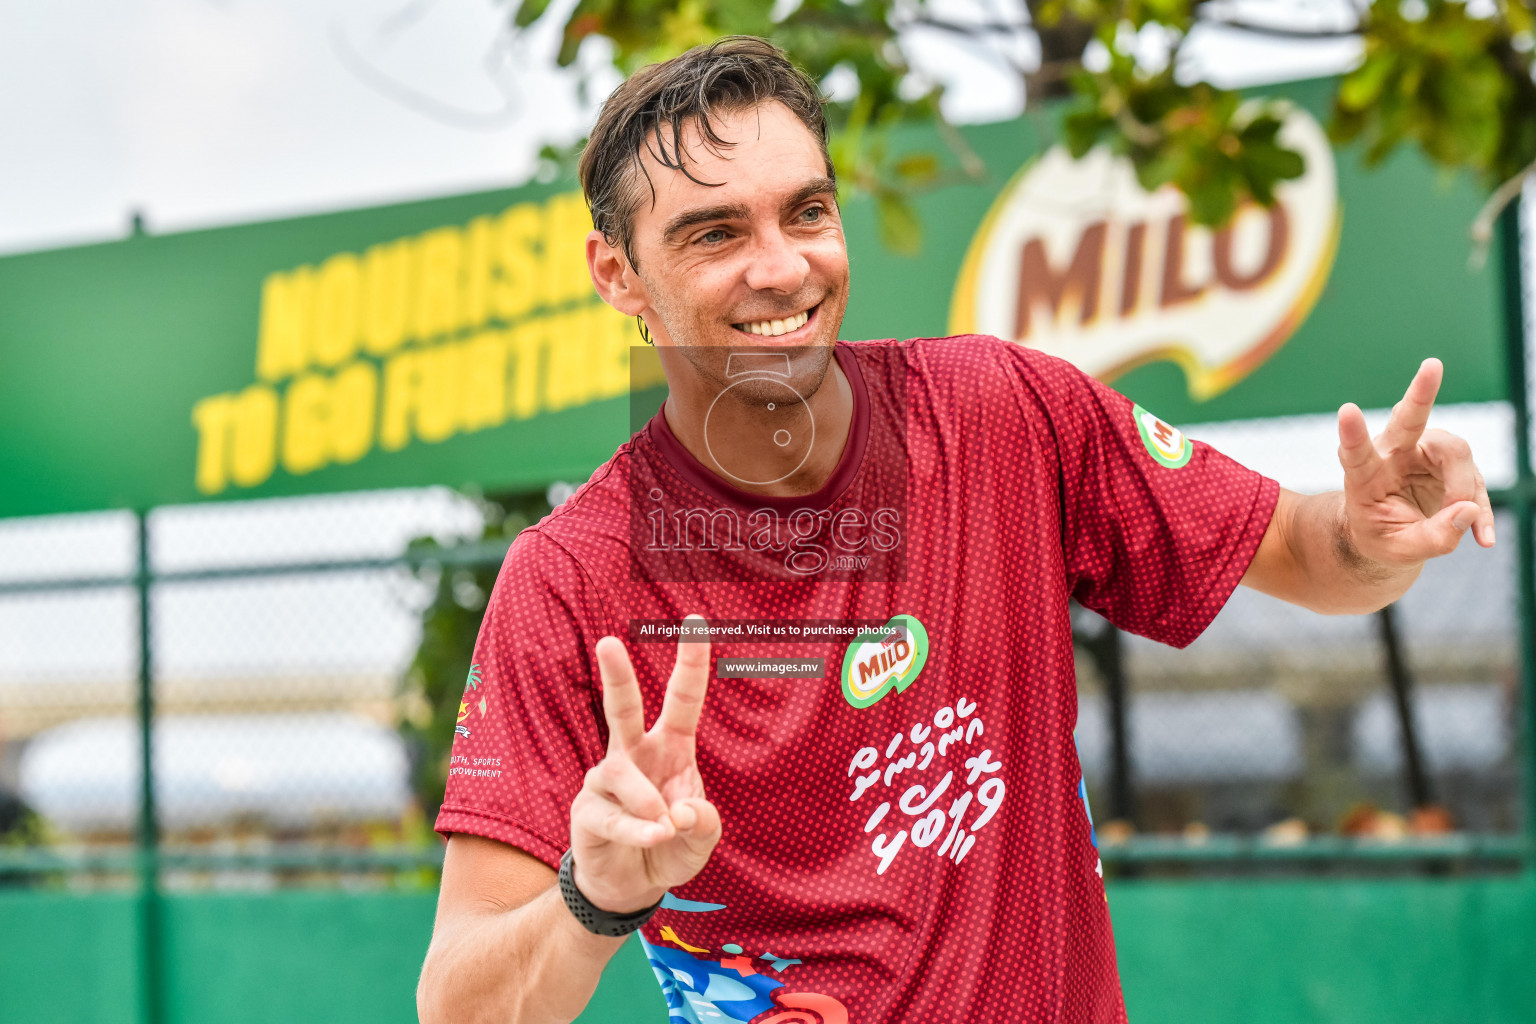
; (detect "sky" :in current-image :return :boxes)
[0,0,606,254]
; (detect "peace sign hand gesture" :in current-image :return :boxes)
[1337,358,1496,569]
[568,615,722,915]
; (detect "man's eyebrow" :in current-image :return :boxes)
[782,177,838,211]
[662,202,751,245]
[660,177,839,245]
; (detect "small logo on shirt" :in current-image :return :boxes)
[841,616,929,709]
[1133,404,1193,468]
[456,663,486,738]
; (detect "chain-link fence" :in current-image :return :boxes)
[1076,510,1524,852]
[0,489,514,891]
[1074,401,1531,874]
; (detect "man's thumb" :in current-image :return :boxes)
[1423,500,1479,555]
[671,798,721,842]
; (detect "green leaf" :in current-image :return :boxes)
[892,152,940,185]
[1185,180,1237,227]
[1338,52,1396,111]
[512,0,555,29]
[1132,150,1180,193]
[875,190,922,256]
[1509,1,1534,37]
[1245,140,1305,183]
[1063,107,1112,158]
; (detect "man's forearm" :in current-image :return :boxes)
[418,884,626,1024]
[1256,490,1422,615]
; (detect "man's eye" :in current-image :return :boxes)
[699,229,727,244]
[801,206,824,223]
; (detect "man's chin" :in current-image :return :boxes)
[680,339,836,410]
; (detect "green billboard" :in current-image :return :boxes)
[0,77,1508,519]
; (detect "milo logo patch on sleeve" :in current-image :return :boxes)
[1132,403,1192,469]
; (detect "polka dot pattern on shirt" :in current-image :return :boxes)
[436,335,1278,1023]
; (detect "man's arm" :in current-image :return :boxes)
[418,836,625,1024]
[418,619,722,1024]
[1241,358,1494,614]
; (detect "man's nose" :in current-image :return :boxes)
[742,225,810,294]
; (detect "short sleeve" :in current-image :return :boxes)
[1000,342,1280,648]
[433,528,610,869]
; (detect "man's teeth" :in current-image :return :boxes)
[737,310,809,336]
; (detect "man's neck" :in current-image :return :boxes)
[661,353,853,499]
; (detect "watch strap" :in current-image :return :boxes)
[558,849,663,937]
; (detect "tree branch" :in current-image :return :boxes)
[895,14,1034,82]
[901,14,1032,37]
[1114,104,1162,146]
[936,114,988,181]
[1469,154,1536,267]
[1194,12,1363,39]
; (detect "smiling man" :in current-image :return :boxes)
[416,37,1495,1024]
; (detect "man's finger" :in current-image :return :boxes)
[596,635,647,752]
[1337,402,1382,486]
[576,791,676,847]
[1420,428,1477,503]
[655,614,712,741]
[1408,499,1480,559]
[669,797,722,841]
[658,762,706,807]
[1379,358,1443,455]
[1473,467,1496,548]
[1420,429,1494,548]
[586,756,671,823]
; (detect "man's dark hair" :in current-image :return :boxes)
[578,36,832,267]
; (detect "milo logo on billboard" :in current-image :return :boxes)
[949,105,1340,400]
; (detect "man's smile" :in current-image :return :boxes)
[731,303,819,339]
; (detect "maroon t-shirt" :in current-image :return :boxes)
[436,335,1278,1023]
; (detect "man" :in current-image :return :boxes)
[417,37,1494,1024]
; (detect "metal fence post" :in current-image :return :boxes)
[135,510,163,1024]
[1376,605,1432,810]
[1497,198,1536,866]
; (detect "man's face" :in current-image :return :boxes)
[622,100,850,406]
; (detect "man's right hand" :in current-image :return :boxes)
[568,614,722,914]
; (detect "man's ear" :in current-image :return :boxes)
[587,229,648,316]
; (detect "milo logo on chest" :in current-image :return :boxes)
[842,615,930,709]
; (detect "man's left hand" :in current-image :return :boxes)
[1337,357,1496,570]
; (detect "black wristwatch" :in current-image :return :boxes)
[558,849,664,937]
